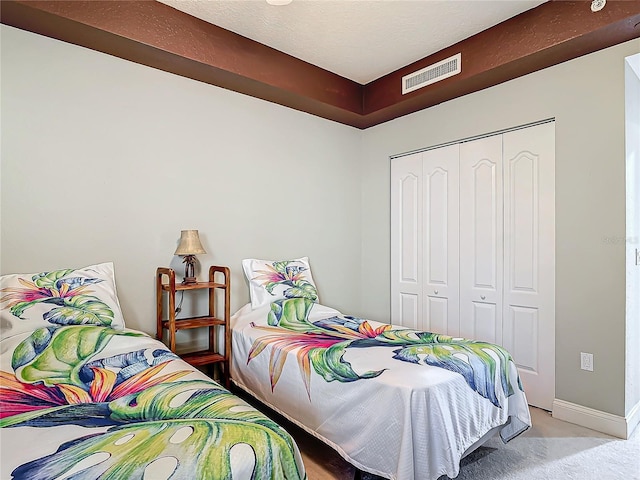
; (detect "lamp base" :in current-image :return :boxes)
[182,255,197,284]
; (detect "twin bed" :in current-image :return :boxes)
[0,263,305,480]
[0,259,531,480]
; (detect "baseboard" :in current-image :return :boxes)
[626,400,640,438]
[552,399,639,439]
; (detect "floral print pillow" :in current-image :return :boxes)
[242,257,319,310]
[0,262,126,338]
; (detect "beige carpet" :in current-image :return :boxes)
[280,406,640,480]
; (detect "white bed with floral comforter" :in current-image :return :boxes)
[232,257,532,480]
[0,262,305,480]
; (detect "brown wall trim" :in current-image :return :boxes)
[0,0,366,127]
[2,0,639,129]
[362,1,640,127]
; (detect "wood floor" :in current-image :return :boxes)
[232,386,360,479]
[282,416,359,480]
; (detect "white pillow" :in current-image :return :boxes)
[0,262,126,338]
[242,257,319,310]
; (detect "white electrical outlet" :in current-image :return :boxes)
[581,352,594,372]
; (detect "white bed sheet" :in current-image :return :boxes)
[231,301,531,480]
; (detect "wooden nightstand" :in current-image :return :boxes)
[156,265,230,388]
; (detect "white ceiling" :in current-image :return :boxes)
[157,0,547,84]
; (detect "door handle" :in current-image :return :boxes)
[481,295,486,300]
[434,290,438,295]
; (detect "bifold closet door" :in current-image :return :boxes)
[391,121,555,409]
[422,145,460,336]
[391,153,422,330]
[459,135,504,344]
[391,147,460,335]
[502,122,555,411]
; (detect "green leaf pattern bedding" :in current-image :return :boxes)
[231,298,532,480]
[0,325,306,480]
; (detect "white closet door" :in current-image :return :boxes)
[391,153,422,329]
[502,122,555,410]
[391,121,555,409]
[422,145,460,335]
[459,136,504,344]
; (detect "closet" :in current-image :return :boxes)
[390,121,555,410]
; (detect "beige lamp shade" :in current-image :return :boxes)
[174,230,206,256]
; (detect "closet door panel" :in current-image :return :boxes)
[423,145,459,335]
[502,122,555,410]
[426,297,449,334]
[459,136,503,343]
[399,293,420,330]
[473,302,499,342]
[503,306,538,372]
[391,153,422,329]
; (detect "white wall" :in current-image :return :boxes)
[625,53,640,420]
[0,25,362,335]
[360,38,640,417]
[2,23,639,420]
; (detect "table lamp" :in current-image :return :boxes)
[174,230,206,284]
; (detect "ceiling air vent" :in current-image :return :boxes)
[402,53,461,95]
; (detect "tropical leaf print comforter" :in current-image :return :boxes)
[231,298,531,480]
[0,325,306,480]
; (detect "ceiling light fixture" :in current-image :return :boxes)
[266,0,292,5]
